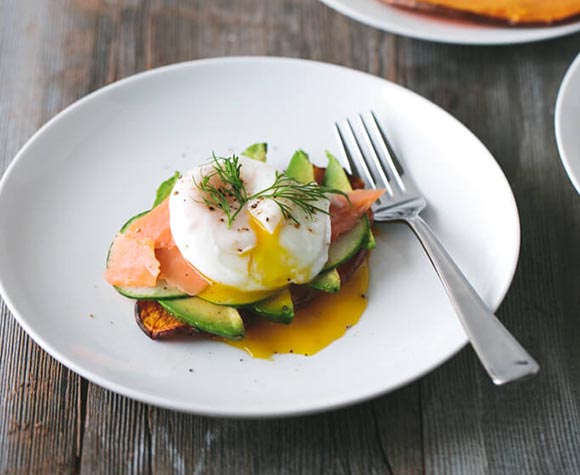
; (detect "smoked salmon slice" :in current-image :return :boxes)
[106,187,383,292]
[104,234,160,287]
[124,198,174,248]
[156,247,209,295]
[105,198,207,293]
[330,189,385,241]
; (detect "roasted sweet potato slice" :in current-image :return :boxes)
[313,165,326,185]
[135,300,196,339]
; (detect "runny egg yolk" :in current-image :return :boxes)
[223,259,369,358]
[248,215,311,289]
[197,215,313,305]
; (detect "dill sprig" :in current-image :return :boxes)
[194,154,347,227]
[194,154,247,225]
[251,173,337,225]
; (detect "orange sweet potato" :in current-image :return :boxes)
[134,300,196,339]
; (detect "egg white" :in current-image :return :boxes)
[169,156,331,292]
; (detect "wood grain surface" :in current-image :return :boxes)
[1,0,579,473]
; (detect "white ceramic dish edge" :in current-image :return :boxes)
[555,53,580,195]
[319,0,580,45]
[0,56,521,417]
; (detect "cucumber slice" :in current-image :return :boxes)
[364,229,376,250]
[118,210,149,233]
[323,151,376,267]
[251,288,294,324]
[159,297,244,340]
[323,216,370,271]
[310,268,341,293]
[115,280,187,300]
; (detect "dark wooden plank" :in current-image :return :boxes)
[371,384,424,475]
[393,34,580,474]
[149,403,393,475]
[0,310,81,475]
[7,0,580,473]
[80,385,151,475]
[0,1,89,473]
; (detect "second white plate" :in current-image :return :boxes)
[556,53,580,194]
[319,0,580,45]
[0,57,520,417]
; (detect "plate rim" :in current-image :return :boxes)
[555,53,580,195]
[318,0,580,45]
[0,56,521,417]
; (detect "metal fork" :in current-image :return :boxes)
[335,111,539,385]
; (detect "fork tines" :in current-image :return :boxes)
[334,111,407,203]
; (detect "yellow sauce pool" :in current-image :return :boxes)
[224,261,369,358]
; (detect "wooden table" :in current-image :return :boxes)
[1,1,579,473]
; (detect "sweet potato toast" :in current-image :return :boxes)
[134,248,370,340]
[135,300,196,339]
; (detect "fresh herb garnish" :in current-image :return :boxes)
[195,154,347,227]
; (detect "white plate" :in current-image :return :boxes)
[0,57,519,417]
[320,0,580,45]
[556,53,580,194]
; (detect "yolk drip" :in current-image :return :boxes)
[224,260,369,358]
[197,216,312,304]
[248,215,310,288]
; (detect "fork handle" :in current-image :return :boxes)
[407,215,539,384]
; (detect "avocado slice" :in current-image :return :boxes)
[286,150,315,184]
[153,171,180,207]
[323,151,352,191]
[251,288,294,324]
[242,143,268,162]
[310,268,341,293]
[159,297,244,340]
[197,287,274,306]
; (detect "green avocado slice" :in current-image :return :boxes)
[286,150,315,184]
[310,268,341,293]
[242,143,268,162]
[153,171,180,207]
[251,288,294,324]
[159,298,245,340]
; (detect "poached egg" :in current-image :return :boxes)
[169,156,331,301]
